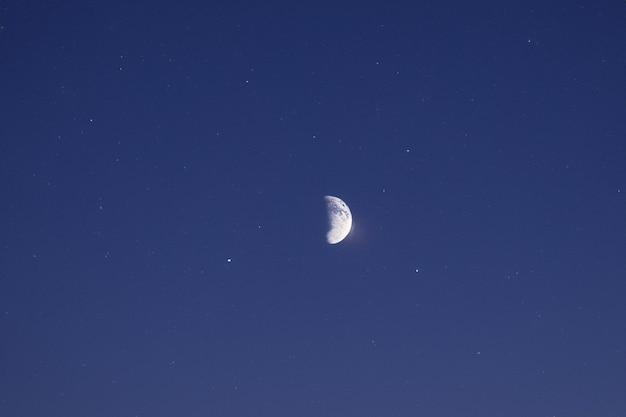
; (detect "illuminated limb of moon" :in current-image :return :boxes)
[325,195,352,244]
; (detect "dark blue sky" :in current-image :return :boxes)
[2,1,625,416]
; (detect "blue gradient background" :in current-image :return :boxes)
[2,2,625,416]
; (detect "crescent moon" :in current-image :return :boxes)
[325,195,352,244]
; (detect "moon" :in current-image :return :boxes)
[325,195,352,244]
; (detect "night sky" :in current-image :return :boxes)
[2,2,626,416]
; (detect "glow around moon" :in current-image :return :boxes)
[324,195,352,244]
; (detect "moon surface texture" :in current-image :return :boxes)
[325,195,352,244]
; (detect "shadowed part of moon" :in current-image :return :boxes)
[325,195,352,244]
